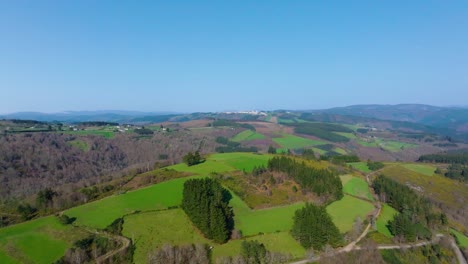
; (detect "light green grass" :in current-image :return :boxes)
[333,147,347,155]
[209,153,271,172]
[232,130,265,142]
[213,232,305,260]
[356,138,379,148]
[68,139,90,152]
[326,195,374,233]
[62,130,115,138]
[273,134,324,150]
[343,177,374,201]
[122,209,212,264]
[376,139,418,152]
[334,132,357,139]
[377,204,398,237]
[401,164,435,176]
[168,153,271,174]
[0,216,86,264]
[347,162,371,173]
[311,147,327,155]
[228,191,304,236]
[66,177,201,229]
[340,174,354,185]
[451,229,468,248]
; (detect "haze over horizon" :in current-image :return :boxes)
[2,1,467,113]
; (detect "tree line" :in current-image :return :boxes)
[181,178,234,243]
[267,156,343,202]
[291,203,342,250]
[418,152,468,164]
[372,175,447,242]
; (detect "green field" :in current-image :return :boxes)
[169,153,271,174]
[342,177,373,201]
[66,177,201,228]
[68,139,90,151]
[401,164,435,176]
[61,129,115,138]
[376,139,418,152]
[333,147,347,155]
[122,209,212,264]
[213,232,305,260]
[334,132,357,139]
[377,204,398,237]
[326,195,374,233]
[231,130,265,142]
[356,138,379,148]
[272,134,324,150]
[347,162,371,173]
[451,229,468,248]
[0,216,87,264]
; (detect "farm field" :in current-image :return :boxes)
[68,139,90,151]
[401,163,435,176]
[169,152,270,174]
[212,232,305,260]
[451,229,468,248]
[231,130,265,142]
[65,176,201,229]
[377,204,399,237]
[61,129,115,138]
[0,216,87,264]
[326,195,374,233]
[376,139,418,152]
[122,209,212,264]
[342,176,374,201]
[334,132,357,139]
[272,134,324,150]
[227,190,304,236]
[347,162,371,173]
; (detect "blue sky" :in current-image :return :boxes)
[1,1,467,113]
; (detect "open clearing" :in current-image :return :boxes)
[377,204,398,237]
[326,195,374,233]
[451,229,468,248]
[231,130,265,142]
[213,232,305,260]
[0,216,87,264]
[66,177,201,229]
[272,134,324,150]
[342,176,374,201]
[401,163,435,176]
[61,129,115,138]
[347,162,371,173]
[122,209,212,264]
[169,153,271,174]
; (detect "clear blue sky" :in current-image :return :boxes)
[1,1,467,113]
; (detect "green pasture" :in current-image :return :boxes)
[212,232,305,260]
[342,177,374,201]
[326,195,374,233]
[62,130,115,138]
[272,134,324,150]
[451,229,468,248]
[347,162,371,173]
[68,139,90,152]
[122,209,212,264]
[66,177,201,229]
[376,139,418,152]
[232,130,265,142]
[334,132,357,139]
[0,216,86,264]
[401,164,435,176]
[376,204,398,237]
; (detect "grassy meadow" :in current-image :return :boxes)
[377,204,398,237]
[451,229,468,248]
[272,134,324,150]
[348,162,372,173]
[231,130,265,142]
[0,216,87,264]
[401,163,435,176]
[342,176,374,201]
[326,195,374,233]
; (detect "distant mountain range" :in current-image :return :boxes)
[2,104,468,135]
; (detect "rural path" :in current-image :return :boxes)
[71,224,131,264]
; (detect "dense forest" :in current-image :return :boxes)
[418,152,468,164]
[267,156,343,202]
[372,175,447,241]
[444,164,468,181]
[291,203,342,250]
[181,178,234,243]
